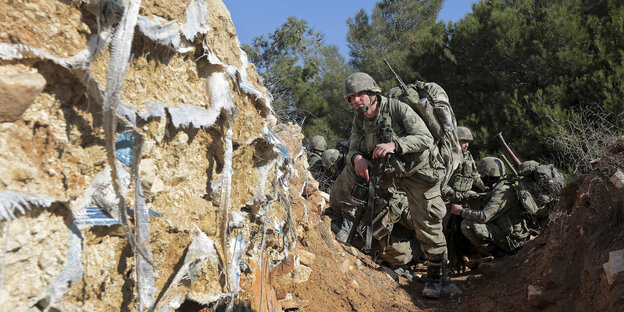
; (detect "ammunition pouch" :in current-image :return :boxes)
[349,176,369,207]
[514,179,540,215]
[390,150,445,185]
[372,199,402,241]
[450,175,474,193]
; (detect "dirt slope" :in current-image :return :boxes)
[2,1,624,311]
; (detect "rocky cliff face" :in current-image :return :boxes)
[0,1,315,311]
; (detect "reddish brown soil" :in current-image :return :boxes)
[280,137,624,311]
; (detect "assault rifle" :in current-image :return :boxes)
[347,117,395,252]
[384,59,409,92]
[446,191,487,274]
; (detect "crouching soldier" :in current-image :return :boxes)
[441,126,486,273]
[450,157,530,258]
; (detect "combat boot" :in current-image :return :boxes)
[422,264,441,299]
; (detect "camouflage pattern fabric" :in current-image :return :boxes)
[460,179,530,254]
[307,151,322,176]
[343,96,448,263]
[442,150,485,199]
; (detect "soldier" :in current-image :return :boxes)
[441,126,486,273]
[335,72,447,299]
[450,157,530,258]
[442,126,485,201]
[321,148,346,180]
[335,138,349,155]
[307,135,332,191]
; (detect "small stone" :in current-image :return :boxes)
[604,249,624,285]
[150,176,164,195]
[528,285,553,308]
[23,10,35,20]
[340,259,349,273]
[0,71,47,122]
[298,249,316,267]
[139,159,157,185]
[610,170,624,189]
[290,264,312,284]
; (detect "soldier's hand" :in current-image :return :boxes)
[354,155,372,181]
[450,203,463,215]
[373,142,396,159]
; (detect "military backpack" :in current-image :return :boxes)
[388,81,462,187]
[514,161,565,219]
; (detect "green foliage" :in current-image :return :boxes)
[243,0,624,175]
[347,0,444,91]
[406,0,624,173]
[242,17,353,145]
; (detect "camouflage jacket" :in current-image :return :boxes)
[346,96,434,169]
[442,150,485,199]
[307,151,323,170]
[461,179,529,241]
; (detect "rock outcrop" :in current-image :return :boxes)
[0,1,313,310]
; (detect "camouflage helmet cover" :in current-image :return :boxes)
[477,157,505,177]
[457,126,474,141]
[344,72,382,100]
[518,160,540,176]
[321,149,340,168]
[310,135,327,151]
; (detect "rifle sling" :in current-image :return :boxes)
[363,177,375,253]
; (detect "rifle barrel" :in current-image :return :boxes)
[384,58,408,92]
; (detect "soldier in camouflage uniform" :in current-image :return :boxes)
[321,148,346,180]
[307,135,333,192]
[441,126,486,273]
[335,138,349,155]
[307,135,326,176]
[450,157,530,257]
[442,126,485,201]
[335,72,447,299]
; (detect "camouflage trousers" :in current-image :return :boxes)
[329,163,447,264]
[396,176,448,264]
[460,219,528,254]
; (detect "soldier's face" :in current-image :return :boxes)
[349,91,371,110]
[460,140,470,151]
[350,91,377,118]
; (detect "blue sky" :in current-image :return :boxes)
[223,0,477,59]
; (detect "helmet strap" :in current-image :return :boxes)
[356,93,378,114]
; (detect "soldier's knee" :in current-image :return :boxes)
[460,219,473,237]
[472,223,491,241]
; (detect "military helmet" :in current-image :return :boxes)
[321,149,340,168]
[477,157,505,177]
[309,135,327,151]
[344,72,381,100]
[335,138,349,152]
[518,160,540,176]
[457,126,473,141]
